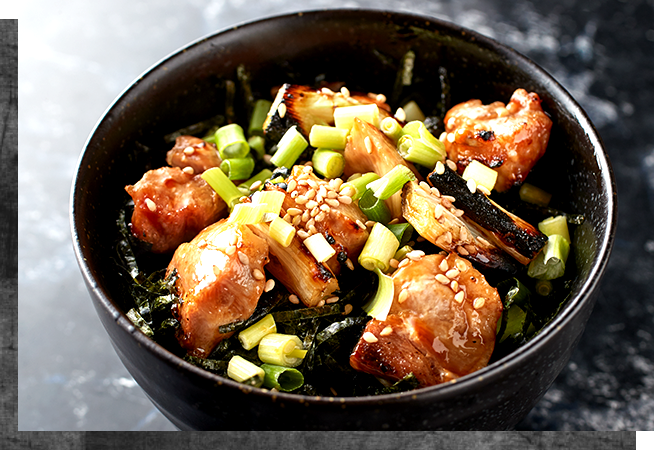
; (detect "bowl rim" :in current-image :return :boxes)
[71,7,618,407]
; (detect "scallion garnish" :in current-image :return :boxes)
[228,203,268,225]
[365,164,416,200]
[334,103,379,130]
[251,190,286,216]
[462,160,498,193]
[238,313,277,350]
[340,172,380,200]
[361,267,395,321]
[268,216,296,247]
[258,333,307,367]
[519,183,552,206]
[358,188,391,224]
[270,126,308,168]
[401,100,426,122]
[237,168,273,195]
[397,120,445,167]
[215,123,250,159]
[379,116,403,144]
[227,355,265,388]
[309,124,348,149]
[220,156,255,181]
[260,364,304,392]
[248,135,266,160]
[312,149,345,179]
[201,167,244,209]
[248,99,273,137]
[527,234,570,280]
[303,233,336,263]
[538,215,571,243]
[386,223,414,247]
[358,222,400,272]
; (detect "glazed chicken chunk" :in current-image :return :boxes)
[350,253,502,387]
[442,88,552,192]
[167,220,269,358]
[166,135,222,175]
[125,166,227,253]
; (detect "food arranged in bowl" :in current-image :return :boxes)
[72,9,615,429]
[118,69,580,397]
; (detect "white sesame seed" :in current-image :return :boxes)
[435,161,445,175]
[450,280,459,292]
[398,289,409,304]
[459,226,468,242]
[310,207,319,218]
[446,132,455,143]
[325,198,340,208]
[277,103,287,118]
[290,190,299,199]
[446,160,457,171]
[473,297,486,309]
[225,245,237,256]
[363,331,378,343]
[394,107,406,122]
[265,279,275,292]
[289,294,300,304]
[238,251,250,265]
[435,274,450,284]
[305,189,316,200]
[338,195,353,205]
[320,204,331,212]
[297,230,309,240]
[456,259,468,272]
[457,245,469,256]
[326,190,339,199]
[439,259,449,272]
[476,236,492,246]
[430,187,441,197]
[340,86,351,97]
[326,296,339,304]
[443,195,456,203]
[250,180,263,191]
[434,205,443,220]
[252,269,265,280]
[229,233,239,246]
[287,179,297,192]
[302,165,313,174]
[307,179,318,188]
[419,181,431,193]
[306,200,318,210]
[465,244,477,254]
[344,303,354,314]
[454,291,465,303]
[364,136,373,154]
[380,326,393,336]
[339,185,356,197]
[398,258,410,268]
[376,93,387,103]
[467,178,477,194]
[364,220,376,228]
[454,209,465,217]
[283,213,292,223]
[346,259,355,270]
[182,166,195,175]
[389,258,399,269]
[301,211,310,222]
[321,87,334,95]
[316,212,326,222]
[287,207,302,216]
[406,250,425,261]
[144,198,157,212]
[295,196,309,205]
[317,299,326,307]
[356,219,367,230]
[446,268,460,279]
[183,146,195,155]
[478,185,492,196]
[292,215,302,226]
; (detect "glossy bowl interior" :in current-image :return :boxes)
[71,9,616,430]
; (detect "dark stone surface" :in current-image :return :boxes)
[17,0,652,431]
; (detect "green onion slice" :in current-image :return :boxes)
[201,167,244,209]
[260,364,304,392]
[358,222,400,272]
[365,165,416,200]
[358,188,391,224]
[362,267,395,321]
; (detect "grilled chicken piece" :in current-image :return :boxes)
[250,223,339,307]
[401,180,520,272]
[125,167,227,253]
[350,253,502,387]
[167,220,269,358]
[166,135,222,175]
[263,84,392,142]
[344,118,422,220]
[269,165,370,275]
[428,165,547,265]
[442,88,552,192]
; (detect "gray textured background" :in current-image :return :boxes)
[15,0,654,435]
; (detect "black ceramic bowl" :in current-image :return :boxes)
[71,9,616,430]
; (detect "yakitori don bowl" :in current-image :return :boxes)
[71,9,616,430]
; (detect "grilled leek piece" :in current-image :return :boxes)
[263,84,392,142]
[401,181,520,272]
[427,165,547,265]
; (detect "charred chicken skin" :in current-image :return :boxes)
[167,220,269,358]
[350,253,503,387]
[442,88,552,192]
[125,166,227,253]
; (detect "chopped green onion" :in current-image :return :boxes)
[258,333,307,367]
[462,160,498,193]
[380,117,404,144]
[396,120,446,168]
[519,183,552,206]
[251,190,286,215]
[238,314,277,350]
[303,233,336,263]
[528,234,570,280]
[366,164,416,200]
[228,202,268,225]
[340,172,380,200]
[270,126,308,168]
[237,168,273,195]
[401,100,425,122]
[201,167,244,209]
[386,223,414,247]
[269,216,296,247]
[538,215,571,244]
[260,364,304,392]
[334,104,380,130]
[535,279,553,296]
[362,267,395,321]
[309,124,348,149]
[358,188,391,224]
[312,149,345,179]
[393,245,414,263]
[248,99,273,137]
[215,123,250,159]
[358,222,400,272]
[227,355,265,387]
[220,156,255,181]
[248,135,266,160]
